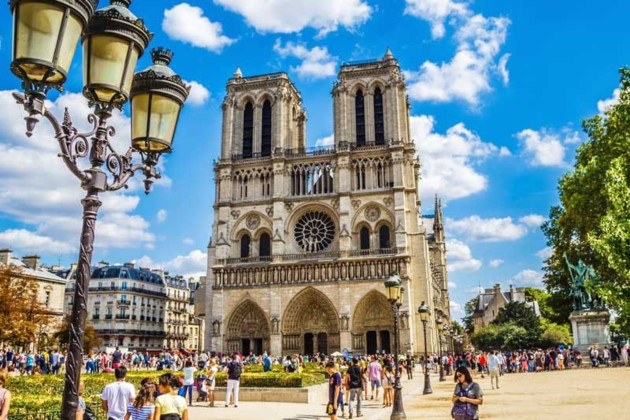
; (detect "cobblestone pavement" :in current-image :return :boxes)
[188,367,630,419]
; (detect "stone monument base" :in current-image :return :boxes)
[569,310,611,352]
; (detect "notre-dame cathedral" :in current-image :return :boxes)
[200,49,451,356]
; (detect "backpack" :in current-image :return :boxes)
[287,362,296,373]
[83,405,97,420]
[451,383,477,419]
[229,361,242,378]
[348,365,362,388]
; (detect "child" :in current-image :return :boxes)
[125,383,156,420]
[326,361,341,420]
[196,375,208,402]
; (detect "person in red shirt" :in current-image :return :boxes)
[479,353,487,378]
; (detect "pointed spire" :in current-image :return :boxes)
[234,67,243,79]
[383,46,394,60]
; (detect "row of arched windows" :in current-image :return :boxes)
[242,100,273,158]
[359,225,391,250]
[240,233,271,259]
[355,88,385,146]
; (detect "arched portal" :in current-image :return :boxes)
[282,287,340,355]
[352,290,394,354]
[226,300,270,355]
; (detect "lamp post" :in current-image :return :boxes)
[418,302,432,395]
[8,1,189,418]
[384,274,406,420]
[436,318,445,382]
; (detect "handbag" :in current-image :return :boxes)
[451,383,477,420]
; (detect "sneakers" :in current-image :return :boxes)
[234,405,238,408]
[225,405,228,407]
[349,413,353,419]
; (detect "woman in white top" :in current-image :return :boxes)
[207,359,219,407]
[182,360,196,406]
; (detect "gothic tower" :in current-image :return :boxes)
[204,50,451,357]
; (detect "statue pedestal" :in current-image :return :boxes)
[569,310,611,352]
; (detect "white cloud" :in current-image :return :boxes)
[273,40,337,80]
[497,53,510,85]
[0,90,159,254]
[182,238,195,245]
[519,214,546,229]
[183,80,210,106]
[406,11,511,106]
[0,229,74,254]
[448,215,528,242]
[597,88,620,115]
[448,281,457,289]
[489,259,504,268]
[499,146,511,157]
[447,239,482,272]
[214,0,372,37]
[315,135,334,148]
[536,247,553,260]
[133,249,207,280]
[157,209,168,224]
[511,269,544,286]
[404,0,469,39]
[411,115,498,203]
[163,3,235,52]
[450,300,465,320]
[516,128,568,168]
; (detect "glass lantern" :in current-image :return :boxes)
[130,48,189,155]
[10,0,97,90]
[82,0,151,106]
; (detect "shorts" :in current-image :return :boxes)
[326,402,338,416]
[370,380,381,389]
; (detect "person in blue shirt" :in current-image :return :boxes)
[263,353,271,372]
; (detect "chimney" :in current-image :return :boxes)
[0,249,11,266]
[124,262,135,269]
[493,283,501,294]
[22,255,41,270]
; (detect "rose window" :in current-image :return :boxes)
[294,211,336,252]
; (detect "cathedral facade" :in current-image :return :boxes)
[203,50,450,356]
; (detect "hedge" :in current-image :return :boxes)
[6,370,326,413]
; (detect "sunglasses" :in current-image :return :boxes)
[456,373,464,378]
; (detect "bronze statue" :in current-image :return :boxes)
[564,253,603,311]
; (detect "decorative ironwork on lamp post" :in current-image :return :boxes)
[7,1,189,419]
[384,274,406,420]
[418,301,433,394]
[436,317,445,382]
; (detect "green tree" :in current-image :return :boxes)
[471,323,529,351]
[492,301,541,348]
[539,322,573,348]
[54,314,102,353]
[462,297,478,334]
[542,68,630,332]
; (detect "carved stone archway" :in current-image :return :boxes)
[225,300,270,355]
[282,287,340,355]
[352,290,394,354]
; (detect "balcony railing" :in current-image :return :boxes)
[213,251,409,289]
[116,315,130,320]
[105,314,113,320]
[216,247,404,265]
[117,300,130,306]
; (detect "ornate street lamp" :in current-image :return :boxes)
[384,273,406,420]
[436,317,445,382]
[8,1,189,419]
[418,301,432,394]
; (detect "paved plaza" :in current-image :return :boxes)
[188,367,630,419]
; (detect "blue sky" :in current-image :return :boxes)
[0,0,626,321]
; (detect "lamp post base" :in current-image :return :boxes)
[423,372,433,395]
[391,383,406,420]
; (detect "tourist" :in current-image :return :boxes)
[155,373,188,420]
[181,360,196,406]
[622,343,629,366]
[207,359,218,407]
[487,351,500,390]
[326,361,341,420]
[367,356,382,401]
[125,382,157,420]
[381,365,394,407]
[224,354,242,408]
[346,357,363,418]
[451,366,483,420]
[101,367,136,420]
[76,381,88,420]
[0,372,11,420]
[603,347,611,367]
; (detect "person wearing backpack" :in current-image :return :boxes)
[451,366,483,420]
[346,358,363,418]
[224,354,242,408]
